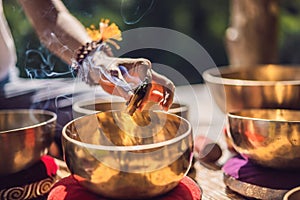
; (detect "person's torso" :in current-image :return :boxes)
[0,0,17,80]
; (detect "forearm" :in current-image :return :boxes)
[18,0,91,65]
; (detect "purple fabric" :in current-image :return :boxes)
[222,155,249,179]
[222,155,300,190]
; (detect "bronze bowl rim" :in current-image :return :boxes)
[72,96,125,115]
[62,110,192,152]
[0,109,57,134]
[227,109,300,123]
[72,97,188,116]
[202,64,300,86]
[283,186,300,200]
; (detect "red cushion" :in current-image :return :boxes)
[48,175,201,200]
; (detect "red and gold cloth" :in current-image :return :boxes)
[48,175,201,200]
[0,155,58,200]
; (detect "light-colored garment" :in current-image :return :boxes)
[0,0,17,81]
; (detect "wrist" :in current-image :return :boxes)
[72,19,122,70]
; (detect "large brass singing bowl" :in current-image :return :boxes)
[62,110,193,199]
[0,109,56,175]
[227,109,300,170]
[202,65,300,113]
[72,98,188,119]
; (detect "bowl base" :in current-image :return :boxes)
[222,155,300,200]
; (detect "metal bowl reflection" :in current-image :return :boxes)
[62,110,193,199]
[227,109,300,170]
[72,98,188,119]
[0,109,56,175]
[203,65,300,113]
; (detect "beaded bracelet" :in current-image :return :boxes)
[73,19,122,68]
[72,19,149,115]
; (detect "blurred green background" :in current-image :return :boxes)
[3,0,300,84]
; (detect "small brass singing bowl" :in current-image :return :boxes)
[227,109,300,170]
[62,110,193,199]
[72,98,188,119]
[0,109,56,175]
[203,65,300,113]
[284,186,300,200]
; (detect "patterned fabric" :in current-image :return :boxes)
[0,176,57,200]
[0,156,58,200]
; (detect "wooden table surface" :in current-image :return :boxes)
[194,161,245,200]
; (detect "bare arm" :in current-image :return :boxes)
[18,0,175,111]
[18,0,91,65]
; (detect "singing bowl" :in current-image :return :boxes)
[0,109,56,175]
[62,110,193,199]
[284,186,300,200]
[227,109,300,170]
[72,98,188,119]
[202,65,300,113]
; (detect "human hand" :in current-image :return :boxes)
[95,55,175,112]
[73,19,175,112]
[138,70,175,111]
[92,49,152,100]
[78,44,175,112]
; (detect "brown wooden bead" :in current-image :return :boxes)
[194,135,222,163]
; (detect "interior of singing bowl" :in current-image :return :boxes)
[0,109,56,175]
[72,98,188,119]
[227,109,300,169]
[0,110,55,132]
[204,64,300,82]
[229,109,300,121]
[203,65,300,112]
[72,98,126,116]
[284,187,300,200]
[62,110,193,199]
